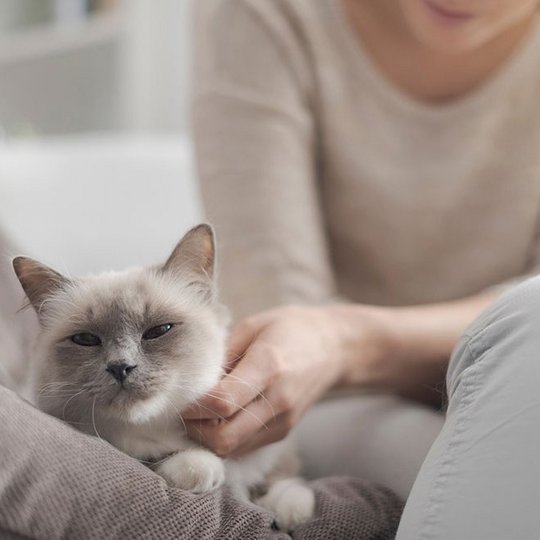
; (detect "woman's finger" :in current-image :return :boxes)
[184,386,282,455]
[228,412,294,458]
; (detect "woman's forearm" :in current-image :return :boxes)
[330,290,501,404]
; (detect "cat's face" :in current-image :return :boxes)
[14,224,227,425]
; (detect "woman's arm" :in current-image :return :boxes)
[334,290,500,403]
[193,0,336,320]
[184,290,500,456]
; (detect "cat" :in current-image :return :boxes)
[13,224,314,531]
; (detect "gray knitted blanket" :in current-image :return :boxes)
[0,386,403,539]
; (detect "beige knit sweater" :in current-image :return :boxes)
[193,0,540,320]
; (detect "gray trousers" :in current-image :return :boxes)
[298,276,540,538]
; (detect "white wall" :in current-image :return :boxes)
[0,0,192,137]
[0,134,202,275]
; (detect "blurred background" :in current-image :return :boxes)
[0,0,200,275]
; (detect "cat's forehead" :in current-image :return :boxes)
[64,268,193,326]
[82,270,154,314]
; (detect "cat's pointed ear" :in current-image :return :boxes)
[12,256,70,313]
[163,224,216,281]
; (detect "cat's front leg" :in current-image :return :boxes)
[156,448,225,493]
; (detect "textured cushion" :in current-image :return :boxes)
[0,385,403,539]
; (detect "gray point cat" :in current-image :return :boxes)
[13,224,314,531]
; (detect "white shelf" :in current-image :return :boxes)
[0,12,122,65]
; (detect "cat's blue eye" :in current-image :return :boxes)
[142,323,173,340]
[71,333,102,347]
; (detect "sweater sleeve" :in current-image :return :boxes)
[193,0,337,320]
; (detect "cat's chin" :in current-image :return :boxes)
[127,393,172,424]
[104,390,171,425]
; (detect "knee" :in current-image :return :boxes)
[464,275,540,343]
[447,275,540,397]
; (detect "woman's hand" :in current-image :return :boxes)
[181,291,499,457]
[182,304,390,457]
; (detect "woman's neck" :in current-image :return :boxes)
[342,0,536,103]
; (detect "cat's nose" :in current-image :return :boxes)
[106,362,137,383]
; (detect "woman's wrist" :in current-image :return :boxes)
[323,303,396,389]
[324,291,500,402]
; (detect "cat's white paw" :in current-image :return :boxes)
[156,449,225,493]
[257,478,315,531]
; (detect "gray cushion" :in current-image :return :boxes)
[0,385,403,539]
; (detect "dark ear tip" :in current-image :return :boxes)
[12,256,28,275]
[191,223,215,247]
[192,223,214,237]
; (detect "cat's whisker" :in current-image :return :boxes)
[225,351,247,366]
[39,392,82,399]
[91,395,104,442]
[163,383,230,425]
[202,391,270,431]
[37,381,78,396]
[174,401,210,444]
[164,383,232,424]
[163,396,188,432]
[39,388,82,397]
[61,388,86,419]
[38,381,75,389]
[182,397,231,425]
[38,388,81,397]
[38,389,76,396]
[221,373,276,419]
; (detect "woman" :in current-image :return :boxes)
[189,0,540,537]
